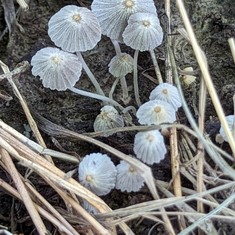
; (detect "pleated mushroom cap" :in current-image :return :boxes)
[115,160,145,192]
[133,130,166,165]
[123,12,163,51]
[108,53,134,77]
[219,115,235,142]
[136,100,176,125]
[78,153,117,196]
[149,83,182,111]
[31,47,82,91]
[93,105,124,136]
[48,5,101,52]
[91,0,156,42]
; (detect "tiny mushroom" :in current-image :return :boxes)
[219,115,235,142]
[133,130,167,165]
[31,47,82,91]
[93,105,124,136]
[115,160,145,192]
[78,153,117,196]
[149,83,182,111]
[108,53,134,103]
[31,47,124,109]
[136,100,176,125]
[122,12,163,106]
[48,5,104,96]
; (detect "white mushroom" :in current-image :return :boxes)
[115,160,145,192]
[136,100,176,125]
[108,53,133,103]
[78,153,117,196]
[133,130,166,165]
[149,83,182,111]
[94,105,124,136]
[31,47,82,91]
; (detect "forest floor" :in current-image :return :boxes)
[0,0,235,234]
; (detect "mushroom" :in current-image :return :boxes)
[108,53,134,103]
[219,115,235,142]
[31,47,125,109]
[133,130,166,165]
[123,12,163,106]
[91,0,157,42]
[149,83,182,111]
[136,100,176,125]
[78,153,117,196]
[31,47,82,91]
[115,160,145,192]
[48,5,104,96]
[93,105,124,136]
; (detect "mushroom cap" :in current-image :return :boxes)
[91,0,156,42]
[133,130,166,165]
[149,83,182,111]
[115,160,145,192]
[123,12,163,51]
[31,47,82,91]
[48,5,101,52]
[219,115,235,142]
[78,153,117,196]
[136,100,176,125]
[108,53,134,77]
[94,105,124,136]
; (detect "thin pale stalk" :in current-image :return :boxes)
[149,50,163,84]
[109,77,119,99]
[0,148,47,235]
[69,87,124,111]
[111,39,122,56]
[170,127,182,197]
[120,76,129,103]
[197,78,206,216]
[176,0,235,156]
[228,38,235,64]
[133,50,141,106]
[76,52,105,96]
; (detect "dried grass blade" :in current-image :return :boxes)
[0,147,47,235]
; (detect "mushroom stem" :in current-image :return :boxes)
[76,52,105,96]
[69,87,124,110]
[109,77,120,99]
[133,50,141,106]
[120,76,130,104]
[149,50,163,84]
[110,40,130,103]
[111,39,122,56]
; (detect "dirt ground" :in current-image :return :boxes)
[0,0,235,234]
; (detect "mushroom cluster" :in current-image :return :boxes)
[29,1,183,199]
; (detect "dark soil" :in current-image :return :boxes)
[0,0,234,234]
